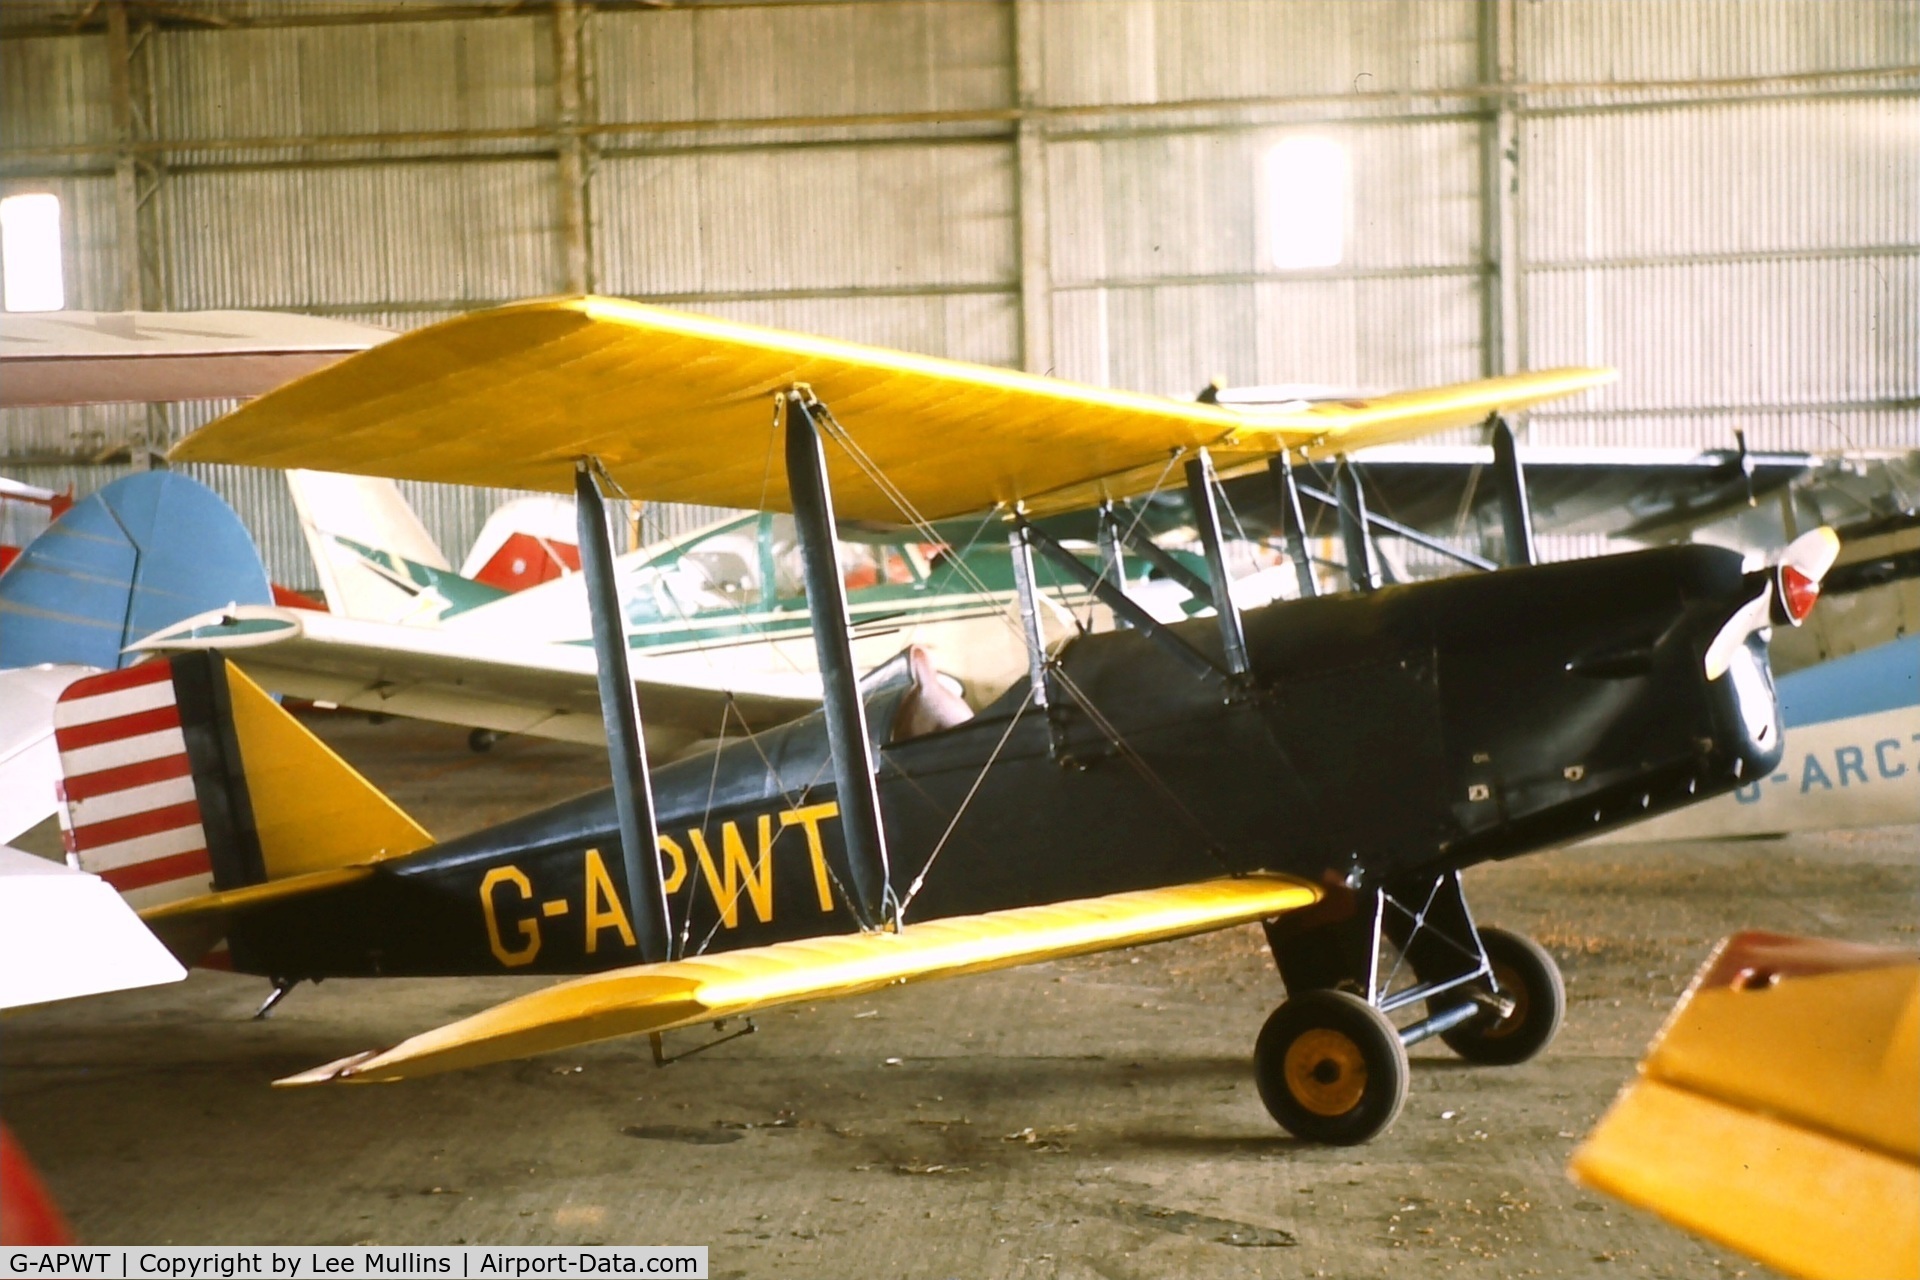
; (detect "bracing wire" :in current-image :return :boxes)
[896,682,1037,915]
[614,393,1244,948]
[688,704,855,959]
[809,400,1237,883]
[588,452,851,954]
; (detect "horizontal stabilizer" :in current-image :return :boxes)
[137,867,376,924]
[277,872,1320,1086]
[170,296,1612,522]
[133,866,377,968]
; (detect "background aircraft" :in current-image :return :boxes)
[0,308,393,411]
[285,469,582,624]
[0,477,70,575]
[0,310,389,863]
[0,471,274,847]
[136,504,1175,755]
[1591,632,1918,843]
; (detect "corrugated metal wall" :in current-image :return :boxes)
[2,0,1914,587]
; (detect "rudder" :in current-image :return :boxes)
[55,653,431,928]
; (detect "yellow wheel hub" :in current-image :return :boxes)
[1283,1028,1368,1116]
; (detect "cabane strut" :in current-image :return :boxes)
[1489,415,1537,567]
[1334,455,1382,593]
[1016,517,1224,683]
[1270,454,1320,599]
[1184,449,1250,677]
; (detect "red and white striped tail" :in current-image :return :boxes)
[54,663,212,910]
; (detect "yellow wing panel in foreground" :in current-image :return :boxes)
[276,872,1320,1086]
[171,296,1612,522]
[1570,932,1920,1280]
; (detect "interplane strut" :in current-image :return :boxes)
[784,390,895,930]
[574,460,673,963]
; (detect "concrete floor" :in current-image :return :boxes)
[6,714,1916,1278]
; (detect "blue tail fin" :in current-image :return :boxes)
[0,472,270,670]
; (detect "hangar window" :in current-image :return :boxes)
[0,193,65,312]
[1262,137,1349,270]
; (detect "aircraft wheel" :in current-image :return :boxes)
[1254,990,1408,1145]
[1439,927,1564,1066]
[468,728,499,753]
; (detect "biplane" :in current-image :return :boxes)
[53,296,1839,1145]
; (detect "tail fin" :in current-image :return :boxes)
[0,472,270,670]
[287,468,466,623]
[54,653,431,922]
[459,494,580,592]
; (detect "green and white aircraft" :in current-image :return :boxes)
[137,504,1199,759]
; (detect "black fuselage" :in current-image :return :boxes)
[233,543,1781,980]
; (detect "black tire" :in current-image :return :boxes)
[1254,989,1408,1145]
[1438,927,1564,1066]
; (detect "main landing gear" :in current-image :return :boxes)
[1254,871,1564,1144]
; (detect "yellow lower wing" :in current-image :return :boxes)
[276,872,1319,1087]
[1570,932,1920,1280]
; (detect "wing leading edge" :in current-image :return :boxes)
[276,872,1320,1086]
[170,296,1613,522]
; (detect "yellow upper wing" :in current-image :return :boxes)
[171,295,1612,522]
[276,871,1318,1086]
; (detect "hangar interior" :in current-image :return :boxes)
[2,0,1914,586]
[2,3,1917,1274]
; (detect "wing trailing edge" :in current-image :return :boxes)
[276,872,1321,1086]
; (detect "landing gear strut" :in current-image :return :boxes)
[1253,871,1563,1143]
